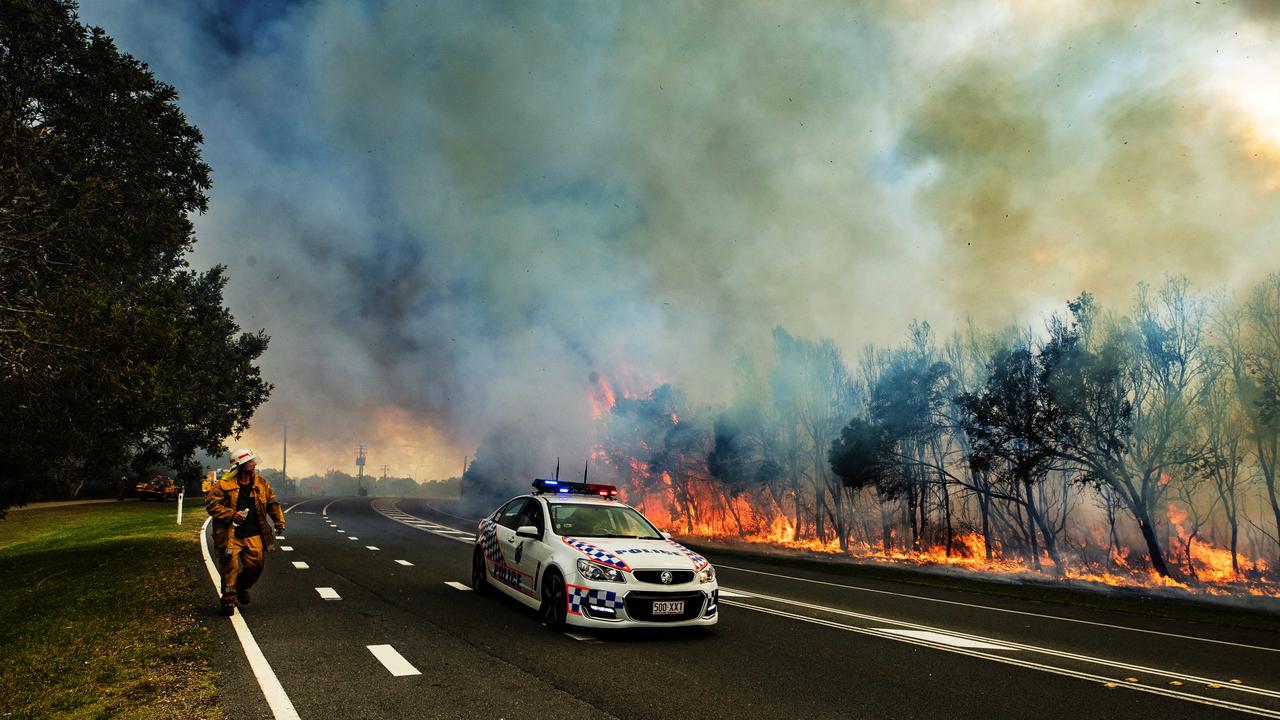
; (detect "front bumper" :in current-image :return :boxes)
[565,581,719,628]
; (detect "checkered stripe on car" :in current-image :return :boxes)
[480,520,503,563]
[566,584,624,615]
[562,537,631,572]
[667,540,709,571]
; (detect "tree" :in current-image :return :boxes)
[866,328,951,552]
[956,341,1067,572]
[1235,274,1280,564]
[1038,285,1209,580]
[0,1,270,515]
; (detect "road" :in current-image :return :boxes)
[199,496,1280,719]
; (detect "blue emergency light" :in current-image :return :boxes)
[532,478,619,498]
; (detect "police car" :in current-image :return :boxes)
[471,479,719,629]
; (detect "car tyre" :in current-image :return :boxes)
[540,567,567,630]
[471,545,491,596]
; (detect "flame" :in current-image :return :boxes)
[586,375,1279,599]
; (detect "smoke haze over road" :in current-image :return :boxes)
[78,0,1280,478]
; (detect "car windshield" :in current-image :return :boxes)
[548,503,663,539]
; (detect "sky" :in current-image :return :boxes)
[76,0,1280,480]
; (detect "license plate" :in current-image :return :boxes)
[652,600,684,615]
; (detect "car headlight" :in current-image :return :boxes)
[576,558,625,583]
[698,565,716,584]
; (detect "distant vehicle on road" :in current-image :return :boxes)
[471,479,719,630]
[136,475,179,501]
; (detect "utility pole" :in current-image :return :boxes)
[355,444,366,496]
[281,420,288,495]
[380,464,389,493]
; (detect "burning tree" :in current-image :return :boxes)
[537,276,1280,597]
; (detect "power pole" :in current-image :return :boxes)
[281,420,289,494]
[355,445,366,496]
[380,464,389,491]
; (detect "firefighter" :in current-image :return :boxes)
[206,448,285,616]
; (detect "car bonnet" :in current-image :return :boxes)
[560,535,710,572]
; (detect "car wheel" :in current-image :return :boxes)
[540,568,567,630]
[471,545,491,596]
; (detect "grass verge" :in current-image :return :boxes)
[685,541,1280,634]
[0,501,222,720]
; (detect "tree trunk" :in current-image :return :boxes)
[1132,503,1175,579]
[1230,517,1240,577]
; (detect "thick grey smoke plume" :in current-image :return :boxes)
[78,0,1280,479]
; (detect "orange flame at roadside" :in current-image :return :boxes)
[585,375,1278,599]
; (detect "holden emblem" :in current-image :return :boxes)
[660,571,674,584]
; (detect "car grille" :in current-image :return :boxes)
[624,591,706,622]
[633,570,695,585]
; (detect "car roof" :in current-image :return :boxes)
[537,494,630,508]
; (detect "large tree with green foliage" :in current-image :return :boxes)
[0,0,271,515]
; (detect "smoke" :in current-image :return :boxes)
[75,0,1280,482]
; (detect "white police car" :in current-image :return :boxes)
[471,479,719,629]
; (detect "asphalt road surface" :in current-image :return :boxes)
[198,496,1280,720]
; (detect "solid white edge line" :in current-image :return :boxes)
[716,563,1280,654]
[321,498,341,516]
[283,498,323,514]
[720,600,1280,718]
[878,628,1014,650]
[367,645,421,677]
[199,518,301,720]
[444,582,472,591]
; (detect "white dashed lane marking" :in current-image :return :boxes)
[367,645,421,677]
[337,530,346,533]
[366,546,380,551]
[348,537,360,541]
[444,582,471,591]
[292,562,309,569]
[279,546,294,552]
[395,560,414,566]
[316,587,341,600]
[563,631,603,644]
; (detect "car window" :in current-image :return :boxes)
[495,498,525,529]
[516,499,544,535]
[548,504,662,539]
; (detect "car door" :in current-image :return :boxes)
[492,498,538,601]
[510,498,553,598]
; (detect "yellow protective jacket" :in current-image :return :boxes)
[206,471,285,551]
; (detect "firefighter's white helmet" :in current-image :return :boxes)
[229,448,257,468]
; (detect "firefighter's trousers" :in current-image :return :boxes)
[219,534,266,604]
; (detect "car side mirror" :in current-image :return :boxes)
[661,531,672,540]
[516,525,540,539]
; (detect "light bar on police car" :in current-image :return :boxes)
[531,478,619,497]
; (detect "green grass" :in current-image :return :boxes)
[690,542,1280,634]
[0,502,223,720]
